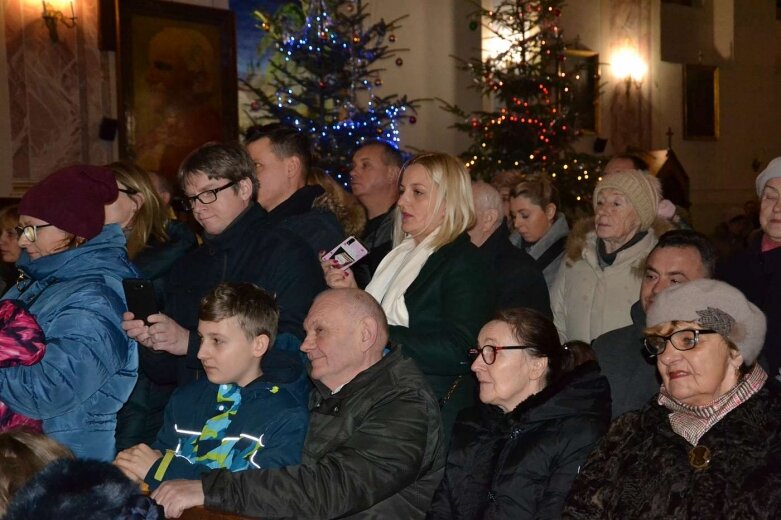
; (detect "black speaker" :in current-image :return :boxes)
[99,117,118,141]
[593,137,607,154]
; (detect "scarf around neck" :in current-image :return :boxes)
[365,229,439,327]
[658,364,767,446]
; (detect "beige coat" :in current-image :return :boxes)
[550,219,670,342]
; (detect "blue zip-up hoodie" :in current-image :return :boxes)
[145,349,310,489]
[0,224,138,460]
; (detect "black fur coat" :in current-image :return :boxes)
[4,458,160,520]
[564,379,781,519]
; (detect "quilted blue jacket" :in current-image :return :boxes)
[0,224,138,460]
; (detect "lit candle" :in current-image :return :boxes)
[70,1,75,19]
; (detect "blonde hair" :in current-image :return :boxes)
[307,168,367,238]
[0,430,73,515]
[393,153,475,250]
[108,161,168,259]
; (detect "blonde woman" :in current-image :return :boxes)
[105,161,197,451]
[323,152,495,435]
[105,161,196,280]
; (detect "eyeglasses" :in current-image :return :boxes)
[118,186,139,196]
[468,345,531,365]
[15,223,54,242]
[643,328,718,356]
[184,181,237,210]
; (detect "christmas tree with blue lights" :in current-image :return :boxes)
[243,0,416,186]
[442,0,603,209]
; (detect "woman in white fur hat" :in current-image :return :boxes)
[565,279,781,519]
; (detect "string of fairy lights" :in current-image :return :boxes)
[247,0,414,188]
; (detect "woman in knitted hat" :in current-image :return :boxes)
[550,169,671,342]
[565,279,781,518]
[0,165,139,461]
[718,156,781,380]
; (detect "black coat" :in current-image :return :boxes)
[143,203,325,386]
[266,184,345,256]
[428,361,611,520]
[564,379,781,519]
[479,224,551,317]
[717,235,781,376]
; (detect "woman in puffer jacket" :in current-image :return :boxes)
[0,165,138,461]
[427,308,611,520]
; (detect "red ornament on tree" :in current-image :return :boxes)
[374,78,383,87]
[250,100,260,111]
[395,57,403,66]
[409,115,417,124]
[389,34,396,42]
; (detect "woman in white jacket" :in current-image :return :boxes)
[551,170,670,342]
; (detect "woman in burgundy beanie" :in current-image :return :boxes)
[0,165,139,461]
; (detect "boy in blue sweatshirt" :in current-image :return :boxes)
[115,283,309,489]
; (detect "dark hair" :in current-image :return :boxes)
[613,153,649,171]
[0,205,19,231]
[494,307,577,385]
[199,283,279,345]
[562,340,597,367]
[652,229,717,278]
[509,172,560,213]
[177,141,258,199]
[245,123,312,177]
[356,140,403,169]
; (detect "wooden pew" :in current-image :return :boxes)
[179,506,256,520]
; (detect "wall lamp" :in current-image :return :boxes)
[41,1,77,43]
[612,47,647,95]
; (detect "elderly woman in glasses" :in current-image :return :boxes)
[0,166,138,461]
[565,279,781,519]
[427,308,610,520]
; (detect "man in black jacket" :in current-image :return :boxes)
[123,142,324,386]
[151,288,444,520]
[245,124,344,255]
[468,180,551,316]
[592,229,715,418]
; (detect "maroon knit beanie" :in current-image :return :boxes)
[19,165,118,240]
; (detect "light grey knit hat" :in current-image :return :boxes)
[646,279,766,364]
[593,170,662,231]
[755,156,781,196]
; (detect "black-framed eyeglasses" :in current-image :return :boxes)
[468,345,532,365]
[184,181,237,210]
[643,328,718,357]
[118,186,139,196]
[15,223,54,242]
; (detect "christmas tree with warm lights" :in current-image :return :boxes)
[442,0,603,209]
[242,0,416,186]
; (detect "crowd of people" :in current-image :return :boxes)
[0,128,779,520]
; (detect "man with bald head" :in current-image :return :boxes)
[151,288,444,519]
[469,180,550,316]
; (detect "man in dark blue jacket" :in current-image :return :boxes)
[123,142,324,387]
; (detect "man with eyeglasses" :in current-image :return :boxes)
[123,142,324,389]
[591,229,717,418]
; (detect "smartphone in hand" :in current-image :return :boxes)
[122,279,160,327]
[321,236,369,271]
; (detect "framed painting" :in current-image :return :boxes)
[683,64,719,140]
[563,49,600,134]
[116,0,238,181]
